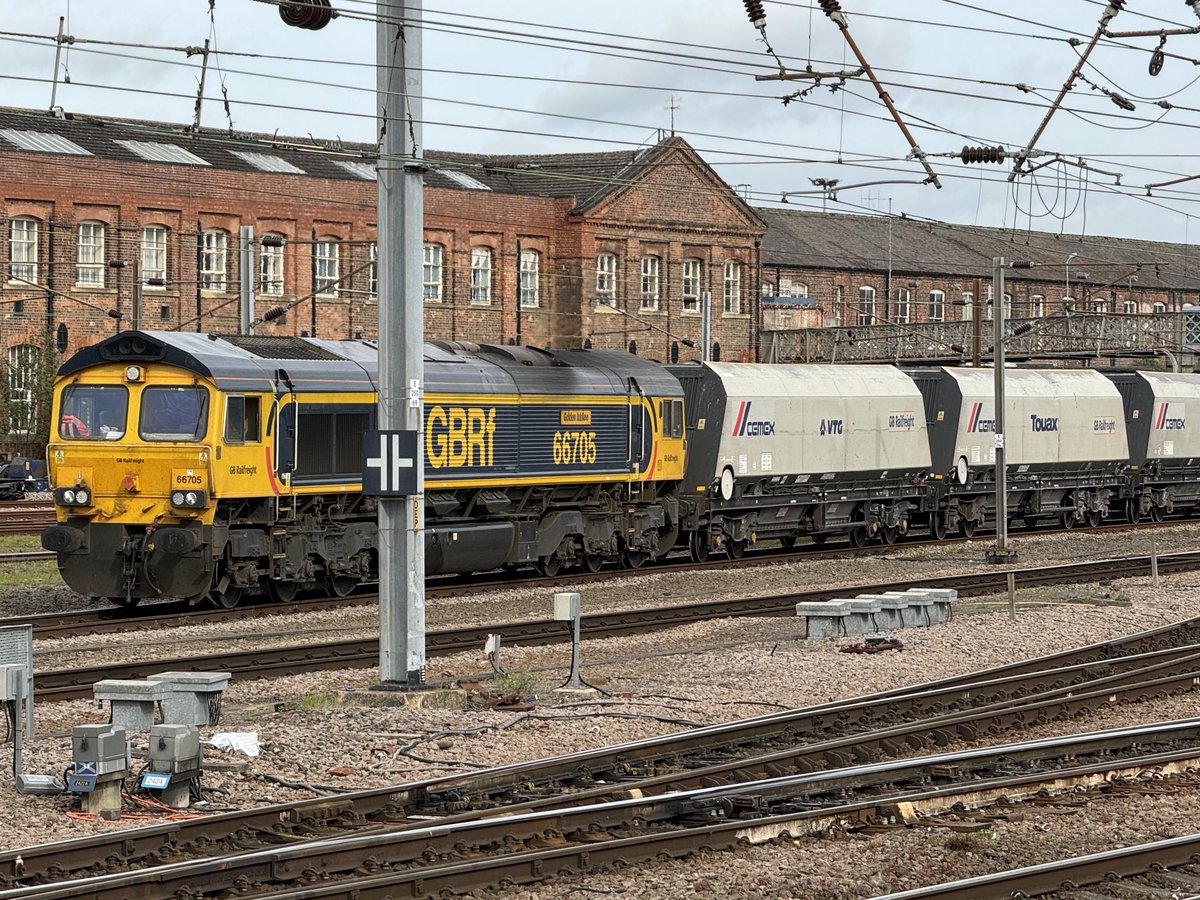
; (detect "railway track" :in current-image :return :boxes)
[26,550,1200,697]
[0,499,53,535]
[6,615,1200,896]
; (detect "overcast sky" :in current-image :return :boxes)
[6,1,1200,245]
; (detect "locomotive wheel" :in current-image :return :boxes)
[959,518,977,539]
[583,554,604,573]
[1150,503,1165,522]
[536,556,561,577]
[689,531,710,563]
[930,514,948,541]
[623,548,649,569]
[270,580,300,603]
[1126,499,1141,524]
[328,575,358,598]
[727,539,746,559]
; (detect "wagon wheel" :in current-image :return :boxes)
[583,554,604,573]
[1085,508,1102,528]
[930,514,948,541]
[1061,511,1077,530]
[847,525,867,548]
[959,517,977,539]
[807,533,826,546]
[212,585,244,609]
[726,539,746,559]
[536,555,561,578]
[623,548,649,569]
[1126,498,1141,524]
[1150,503,1165,522]
[689,531,710,563]
[879,524,898,545]
[778,535,796,549]
[327,575,359,598]
[269,579,300,603]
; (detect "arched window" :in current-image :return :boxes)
[8,216,38,284]
[520,249,540,308]
[682,257,702,312]
[6,343,40,435]
[423,242,443,302]
[1153,301,1167,314]
[76,221,106,287]
[1031,295,1045,318]
[259,233,285,296]
[1092,297,1107,313]
[723,261,742,314]
[857,286,875,325]
[470,246,492,305]
[1123,298,1138,314]
[200,228,229,291]
[640,255,660,310]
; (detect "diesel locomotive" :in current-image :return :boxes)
[39,329,1200,608]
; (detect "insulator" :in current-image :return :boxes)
[818,0,843,12]
[743,0,766,28]
[960,145,1007,165]
[262,305,288,322]
[278,0,335,31]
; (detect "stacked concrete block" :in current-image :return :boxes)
[92,679,174,731]
[916,588,958,624]
[795,600,852,639]
[860,594,910,631]
[147,672,232,727]
[841,598,882,634]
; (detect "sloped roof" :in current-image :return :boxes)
[757,207,1200,293]
[0,105,659,211]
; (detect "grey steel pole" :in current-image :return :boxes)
[701,290,712,362]
[377,0,426,687]
[239,225,255,336]
[993,257,1008,558]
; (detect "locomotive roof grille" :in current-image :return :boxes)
[219,335,346,361]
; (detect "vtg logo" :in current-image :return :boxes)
[819,418,844,436]
[731,401,776,437]
[1156,403,1186,430]
[1030,414,1059,432]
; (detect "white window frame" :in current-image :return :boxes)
[315,239,340,297]
[928,289,945,323]
[200,229,228,292]
[423,242,443,302]
[1123,298,1137,315]
[682,257,702,312]
[595,252,617,307]
[723,260,742,315]
[1153,301,1167,314]
[834,285,844,325]
[640,255,660,311]
[470,246,492,306]
[1063,296,1076,314]
[857,286,875,325]
[1093,297,1107,313]
[6,343,39,435]
[519,249,540,308]
[961,291,974,321]
[894,287,910,325]
[369,242,377,299]
[141,225,168,288]
[259,233,285,296]
[8,217,37,284]
[75,221,106,287]
[1031,294,1045,318]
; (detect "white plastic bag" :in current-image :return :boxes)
[206,731,261,757]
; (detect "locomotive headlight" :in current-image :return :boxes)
[124,366,143,382]
[73,488,90,506]
[61,489,76,505]
[171,490,186,507]
[185,491,198,506]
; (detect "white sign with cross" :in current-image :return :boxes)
[361,430,419,496]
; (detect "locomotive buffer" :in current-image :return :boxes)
[362,430,419,497]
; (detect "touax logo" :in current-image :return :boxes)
[819,418,844,436]
[426,406,497,468]
[966,402,995,433]
[1030,414,1059,432]
[731,401,775,437]
[1156,402,1186,430]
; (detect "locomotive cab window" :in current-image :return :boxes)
[224,395,262,443]
[139,386,209,442]
[59,384,128,440]
[670,400,683,438]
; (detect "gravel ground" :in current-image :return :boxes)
[3,527,1200,899]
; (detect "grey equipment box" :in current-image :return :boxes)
[72,724,128,776]
[147,671,231,726]
[148,724,201,774]
[93,679,173,730]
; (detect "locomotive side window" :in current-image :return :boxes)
[139,386,209,442]
[671,400,684,438]
[224,395,262,443]
[59,385,128,440]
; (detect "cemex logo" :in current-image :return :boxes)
[730,401,775,437]
[966,402,995,433]
[1157,403,1186,430]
